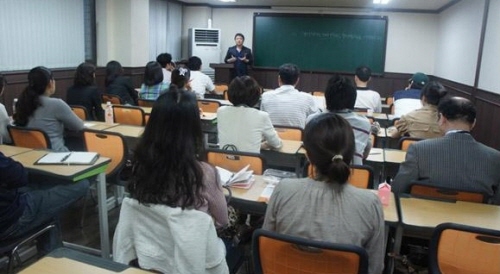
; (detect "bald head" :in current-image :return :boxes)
[438,96,476,125]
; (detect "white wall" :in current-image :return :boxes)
[478,0,500,94]
[434,0,485,86]
[183,7,438,74]
[96,0,149,67]
[0,0,85,70]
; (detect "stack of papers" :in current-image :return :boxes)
[35,152,99,165]
[216,164,254,189]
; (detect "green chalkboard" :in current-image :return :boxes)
[253,13,388,74]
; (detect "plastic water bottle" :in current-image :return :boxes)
[12,98,18,115]
[105,102,114,124]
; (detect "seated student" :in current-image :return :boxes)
[354,65,382,113]
[113,86,229,272]
[66,62,104,121]
[139,61,169,100]
[263,113,385,274]
[307,75,371,165]
[156,53,175,84]
[170,66,191,91]
[393,72,429,117]
[0,152,89,254]
[392,97,500,204]
[188,56,215,99]
[261,63,319,129]
[389,81,447,139]
[105,60,138,105]
[0,74,11,144]
[13,67,84,152]
[218,76,282,153]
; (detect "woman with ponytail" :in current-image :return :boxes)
[13,66,84,152]
[263,113,385,274]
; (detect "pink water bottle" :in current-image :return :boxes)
[378,182,391,206]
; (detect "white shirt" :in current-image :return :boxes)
[161,68,171,84]
[190,71,215,99]
[0,103,11,144]
[217,106,282,153]
[355,88,382,113]
[261,85,319,129]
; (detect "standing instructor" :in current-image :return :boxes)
[224,33,253,79]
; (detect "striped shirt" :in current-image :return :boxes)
[261,85,319,129]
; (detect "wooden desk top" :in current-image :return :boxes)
[399,197,500,230]
[84,121,119,131]
[366,148,406,163]
[11,150,110,181]
[0,145,33,157]
[19,257,151,274]
[104,125,144,138]
[262,140,304,155]
[231,176,398,224]
[101,104,216,121]
[200,112,217,121]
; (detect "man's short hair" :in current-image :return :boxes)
[355,66,371,82]
[187,56,202,71]
[438,96,476,125]
[278,63,300,85]
[325,75,357,111]
[234,33,245,40]
[156,53,172,68]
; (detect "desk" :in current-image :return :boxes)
[261,140,305,175]
[0,145,32,157]
[366,148,406,164]
[10,150,112,258]
[104,125,144,138]
[19,248,151,274]
[203,98,232,106]
[84,121,119,131]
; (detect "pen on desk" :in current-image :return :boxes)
[61,152,72,163]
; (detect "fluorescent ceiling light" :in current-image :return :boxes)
[219,0,236,2]
[373,0,389,4]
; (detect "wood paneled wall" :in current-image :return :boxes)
[2,66,500,150]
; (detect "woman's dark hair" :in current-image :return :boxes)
[14,66,53,126]
[170,67,191,89]
[105,61,123,87]
[143,61,164,87]
[421,81,448,106]
[325,74,357,111]
[74,62,96,87]
[227,76,261,107]
[128,86,205,208]
[304,113,355,184]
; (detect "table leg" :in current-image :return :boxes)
[96,172,110,259]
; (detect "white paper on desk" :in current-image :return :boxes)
[83,123,95,128]
[36,152,99,165]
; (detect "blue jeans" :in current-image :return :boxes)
[0,179,89,254]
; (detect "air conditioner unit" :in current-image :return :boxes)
[188,28,221,81]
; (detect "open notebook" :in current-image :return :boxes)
[35,152,99,165]
[215,164,254,189]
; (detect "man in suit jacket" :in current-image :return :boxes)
[393,97,500,204]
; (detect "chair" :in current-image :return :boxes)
[0,223,56,274]
[81,129,128,226]
[137,99,155,107]
[8,125,51,149]
[101,93,123,105]
[206,148,266,175]
[307,164,373,189]
[69,105,88,121]
[312,91,324,96]
[198,100,221,113]
[409,183,486,203]
[398,137,422,151]
[429,223,500,274]
[214,84,228,94]
[113,105,146,126]
[223,90,229,100]
[274,125,303,141]
[252,229,369,274]
[144,113,150,124]
[350,165,374,189]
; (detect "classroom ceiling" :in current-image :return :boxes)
[180,0,458,12]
